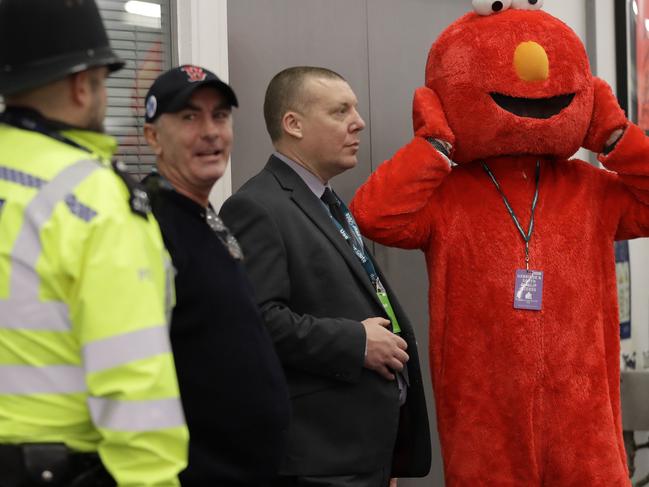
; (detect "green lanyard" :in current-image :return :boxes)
[481,160,541,270]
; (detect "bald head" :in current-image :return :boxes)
[263,66,346,142]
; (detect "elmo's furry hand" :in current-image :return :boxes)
[582,77,628,154]
[412,86,455,151]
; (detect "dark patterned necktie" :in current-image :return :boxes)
[321,187,354,242]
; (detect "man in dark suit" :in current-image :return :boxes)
[141,65,291,486]
[220,66,431,487]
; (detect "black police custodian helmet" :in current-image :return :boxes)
[0,0,125,96]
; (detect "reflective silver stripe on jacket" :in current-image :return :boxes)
[0,160,101,331]
[0,365,86,394]
[88,397,186,432]
[83,325,171,373]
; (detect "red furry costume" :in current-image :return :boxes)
[351,2,649,486]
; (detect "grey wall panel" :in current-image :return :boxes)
[227,0,371,204]
[366,1,467,169]
[366,2,468,486]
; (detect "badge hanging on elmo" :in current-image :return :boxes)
[352,1,648,485]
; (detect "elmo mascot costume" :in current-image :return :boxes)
[351,1,649,485]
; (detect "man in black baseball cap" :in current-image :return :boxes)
[142,66,291,486]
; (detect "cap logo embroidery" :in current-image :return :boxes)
[181,65,207,82]
[145,95,157,120]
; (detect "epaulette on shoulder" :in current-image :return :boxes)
[111,160,151,219]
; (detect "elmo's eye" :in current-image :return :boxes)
[472,0,512,16]
[512,0,544,10]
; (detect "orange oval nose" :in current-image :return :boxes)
[514,41,549,82]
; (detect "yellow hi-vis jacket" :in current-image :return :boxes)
[0,121,189,486]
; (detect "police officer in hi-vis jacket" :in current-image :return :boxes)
[0,1,189,485]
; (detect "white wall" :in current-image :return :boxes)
[175,0,231,211]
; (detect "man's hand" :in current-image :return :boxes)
[362,317,409,380]
[582,77,627,154]
[389,478,398,487]
[412,86,455,151]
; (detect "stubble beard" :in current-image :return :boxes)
[85,100,105,133]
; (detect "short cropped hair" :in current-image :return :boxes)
[263,66,345,142]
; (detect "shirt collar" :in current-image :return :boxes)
[274,151,330,198]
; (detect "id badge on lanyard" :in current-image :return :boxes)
[514,269,544,310]
[374,278,402,334]
[482,161,544,311]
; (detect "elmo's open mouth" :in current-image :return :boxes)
[490,93,575,119]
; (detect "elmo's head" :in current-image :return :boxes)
[426,0,593,164]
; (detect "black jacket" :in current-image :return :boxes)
[220,156,431,477]
[145,174,291,486]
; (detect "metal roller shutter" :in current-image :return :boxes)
[98,0,173,178]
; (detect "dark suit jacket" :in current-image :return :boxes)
[220,155,431,477]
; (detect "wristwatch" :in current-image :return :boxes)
[425,136,451,159]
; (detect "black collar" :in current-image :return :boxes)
[143,172,213,218]
[0,106,90,152]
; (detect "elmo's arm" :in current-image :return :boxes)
[350,87,452,249]
[583,78,649,239]
[599,124,649,239]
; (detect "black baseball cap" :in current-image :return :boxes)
[144,65,238,123]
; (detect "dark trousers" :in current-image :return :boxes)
[271,468,391,487]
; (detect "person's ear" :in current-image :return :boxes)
[282,111,303,140]
[68,70,92,109]
[144,122,163,156]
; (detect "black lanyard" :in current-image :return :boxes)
[0,108,91,153]
[481,160,540,270]
[327,196,383,291]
